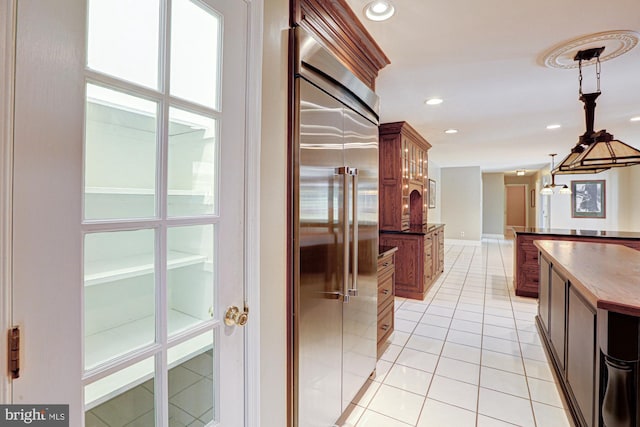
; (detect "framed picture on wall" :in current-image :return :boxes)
[571,180,606,218]
[428,179,436,208]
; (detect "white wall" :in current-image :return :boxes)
[260,1,288,425]
[628,165,640,231]
[482,173,504,235]
[548,168,639,232]
[441,166,482,241]
[427,160,441,223]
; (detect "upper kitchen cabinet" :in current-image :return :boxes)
[379,122,432,231]
[291,0,390,90]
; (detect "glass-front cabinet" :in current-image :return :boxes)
[82,0,224,423]
[379,122,432,231]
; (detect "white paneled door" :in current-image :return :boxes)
[11,0,250,425]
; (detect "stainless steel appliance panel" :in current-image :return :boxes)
[294,26,379,427]
[296,78,346,426]
[341,107,378,409]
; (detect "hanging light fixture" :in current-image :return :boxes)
[541,154,571,195]
[554,47,640,174]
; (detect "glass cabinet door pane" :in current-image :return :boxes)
[170,0,221,109]
[87,0,160,89]
[168,333,215,425]
[167,225,215,336]
[168,108,217,217]
[84,84,158,220]
[85,356,156,425]
[84,229,156,370]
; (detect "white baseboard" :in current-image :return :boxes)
[482,234,505,239]
[444,239,482,246]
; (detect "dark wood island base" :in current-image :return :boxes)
[513,227,640,298]
[535,240,640,427]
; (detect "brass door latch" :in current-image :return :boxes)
[224,305,249,326]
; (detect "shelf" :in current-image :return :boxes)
[85,186,209,196]
[84,309,211,409]
[84,250,207,286]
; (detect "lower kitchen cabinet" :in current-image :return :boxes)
[538,255,594,426]
[377,247,397,358]
[538,256,550,332]
[379,224,444,300]
[567,286,596,427]
[536,240,640,427]
[549,268,567,370]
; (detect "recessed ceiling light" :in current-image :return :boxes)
[631,116,640,122]
[546,124,561,129]
[364,1,395,21]
[516,170,526,176]
[425,98,443,106]
[444,129,458,134]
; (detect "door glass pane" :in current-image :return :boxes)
[170,0,221,109]
[84,84,158,220]
[168,108,218,217]
[87,0,160,89]
[84,229,156,370]
[167,225,215,336]
[168,333,215,425]
[85,356,156,425]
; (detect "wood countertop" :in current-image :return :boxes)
[380,223,445,236]
[534,240,640,316]
[513,226,640,240]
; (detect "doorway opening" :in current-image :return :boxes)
[505,184,528,238]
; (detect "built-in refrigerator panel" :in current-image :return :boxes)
[297,78,346,426]
[341,107,378,409]
[293,26,379,427]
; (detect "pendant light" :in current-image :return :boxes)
[541,154,571,195]
[554,47,640,174]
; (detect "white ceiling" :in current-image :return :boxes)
[346,0,640,173]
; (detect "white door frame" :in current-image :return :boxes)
[0,2,263,425]
[0,0,17,405]
[244,0,263,424]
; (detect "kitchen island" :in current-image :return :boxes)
[535,240,640,427]
[513,226,640,297]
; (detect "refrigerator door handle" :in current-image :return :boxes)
[336,167,350,303]
[349,168,359,297]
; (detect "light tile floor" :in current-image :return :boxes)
[341,238,574,427]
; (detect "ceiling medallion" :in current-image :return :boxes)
[542,30,639,69]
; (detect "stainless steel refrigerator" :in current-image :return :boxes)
[292,27,380,426]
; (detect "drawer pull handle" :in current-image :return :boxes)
[382,262,390,267]
[381,289,389,295]
[381,324,390,331]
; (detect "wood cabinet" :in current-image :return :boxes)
[538,252,595,427]
[567,287,596,427]
[377,247,397,358]
[535,240,640,427]
[379,122,432,231]
[538,257,550,332]
[513,229,640,297]
[549,268,567,370]
[378,121,442,300]
[380,224,444,300]
[291,0,390,91]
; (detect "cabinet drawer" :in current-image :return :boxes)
[377,254,394,273]
[377,302,394,345]
[378,272,394,312]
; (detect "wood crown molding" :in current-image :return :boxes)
[380,121,432,150]
[291,0,390,90]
